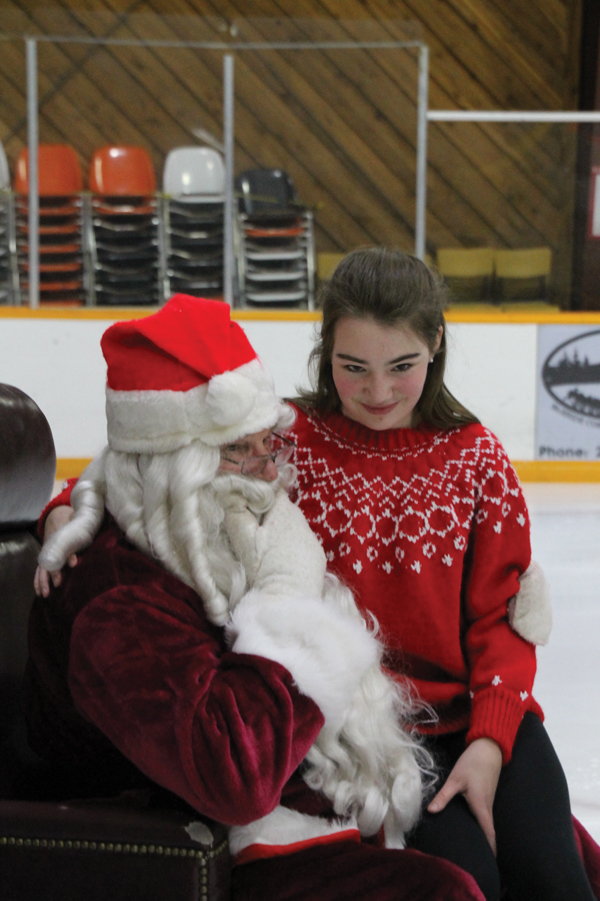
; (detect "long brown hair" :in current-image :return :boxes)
[297,247,479,429]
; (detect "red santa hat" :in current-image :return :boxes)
[101,294,293,453]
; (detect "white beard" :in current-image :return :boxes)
[220,480,435,848]
[195,470,282,610]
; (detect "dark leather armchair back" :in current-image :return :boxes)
[0,385,231,899]
[0,383,56,528]
[0,384,56,797]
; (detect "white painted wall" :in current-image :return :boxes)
[0,318,109,459]
[445,323,538,460]
[0,316,538,460]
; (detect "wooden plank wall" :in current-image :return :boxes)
[0,0,583,299]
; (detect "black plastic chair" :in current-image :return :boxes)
[236,168,297,217]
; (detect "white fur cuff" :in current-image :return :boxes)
[508,560,553,646]
[226,590,379,729]
[229,805,357,859]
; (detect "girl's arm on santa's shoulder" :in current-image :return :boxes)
[34,502,77,597]
[463,430,540,764]
[35,482,78,597]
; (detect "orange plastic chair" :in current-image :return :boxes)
[89,146,156,196]
[15,145,83,196]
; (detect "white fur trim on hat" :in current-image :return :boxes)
[106,358,294,453]
[507,560,553,646]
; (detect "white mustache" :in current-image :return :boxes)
[211,464,296,518]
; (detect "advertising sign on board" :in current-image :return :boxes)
[536,326,600,460]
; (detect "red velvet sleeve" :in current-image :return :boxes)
[68,584,324,826]
[464,431,542,763]
[38,478,77,538]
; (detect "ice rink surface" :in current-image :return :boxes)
[524,484,600,843]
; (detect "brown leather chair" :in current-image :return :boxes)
[0,384,230,899]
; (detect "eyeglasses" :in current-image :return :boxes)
[220,433,296,476]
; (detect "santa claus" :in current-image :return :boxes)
[26,295,485,900]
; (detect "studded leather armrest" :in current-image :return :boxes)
[0,795,231,901]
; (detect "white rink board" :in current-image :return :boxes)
[1,316,537,460]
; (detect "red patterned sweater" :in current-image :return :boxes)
[286,405,543,763]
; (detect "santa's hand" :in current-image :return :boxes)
[427,737,502,855]
[253,490,327,599]
[34,505,77,597]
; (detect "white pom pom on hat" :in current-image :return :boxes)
[206,370,258,427]
[101,294,293,453]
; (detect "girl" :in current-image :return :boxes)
[281,247,598,901]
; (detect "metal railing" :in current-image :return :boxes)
[22,34,427,308]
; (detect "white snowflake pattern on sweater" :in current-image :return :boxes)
[291,420,526,578]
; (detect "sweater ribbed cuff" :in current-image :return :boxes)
[467,687,525,764]
[37,479,76,539]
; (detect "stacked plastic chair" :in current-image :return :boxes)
[15,144,85,305]
[436,247,496,303]
[494,247,552,301]
[235,169,315,308]
[0,142,18,304]
[88,146,160,305]
[162,147,225,300]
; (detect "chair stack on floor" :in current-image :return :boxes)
[0,142,18,304]
[235,168,315,308]
[4,147,320,309]
[162,147,225,300]
[15,144,86,306]
[88,146,160,306]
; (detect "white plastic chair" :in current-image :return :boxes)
[163,147,225,199]
[161,147,226,301]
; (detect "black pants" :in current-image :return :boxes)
[409,713,596,901]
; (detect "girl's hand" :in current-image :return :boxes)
[427,737,503,855]
[34,505,76,597]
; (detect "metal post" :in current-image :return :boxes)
[428,110,600,122]
[26,38,39,308]
[223,54,235,306]
[415,44,429,262]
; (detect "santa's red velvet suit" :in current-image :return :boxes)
[26,511,490,900]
